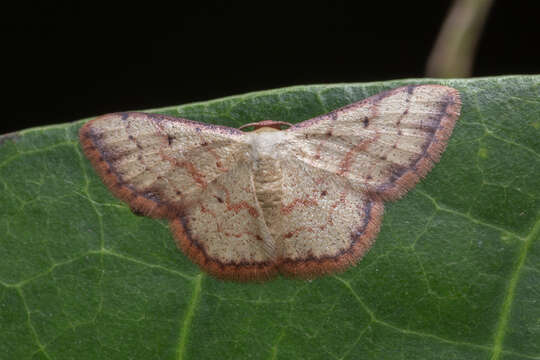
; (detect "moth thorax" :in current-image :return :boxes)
[253,127,279,133]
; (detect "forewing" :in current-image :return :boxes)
[79,112,250,219]
[284,85,461,200]
[170,161,277,281]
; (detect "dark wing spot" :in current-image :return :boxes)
[363,117,369,128]
[167,135,174,145]
[321,190,328,197]
[143,191,160,202]
[130,207,145,216]
[215,196,224,203]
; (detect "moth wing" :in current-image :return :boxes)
[170,160,278,281]
[272,85,460,277]
[283,85,461,201]
[79,112,251,219]
[275,156,384,278]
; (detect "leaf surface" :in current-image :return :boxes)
[1,76,539,360]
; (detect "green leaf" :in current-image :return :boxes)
[1,76,539,360]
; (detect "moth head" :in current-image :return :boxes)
[239,120,292,133]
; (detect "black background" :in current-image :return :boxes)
[3,1,539,134]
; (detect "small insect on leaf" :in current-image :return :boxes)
[79,85,461,281]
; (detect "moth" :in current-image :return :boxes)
[79,85,461,281]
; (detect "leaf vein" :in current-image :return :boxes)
[335,276,491,351]
[490,213,540,360]
[416,190,525,240]
[177,273,204,360]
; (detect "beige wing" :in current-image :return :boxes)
[170,160,278,281]
[275,156,384,278]
[273,85,460,277]
[283,85,461,201]
[80,112,250,219]
[80,112,276,281]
